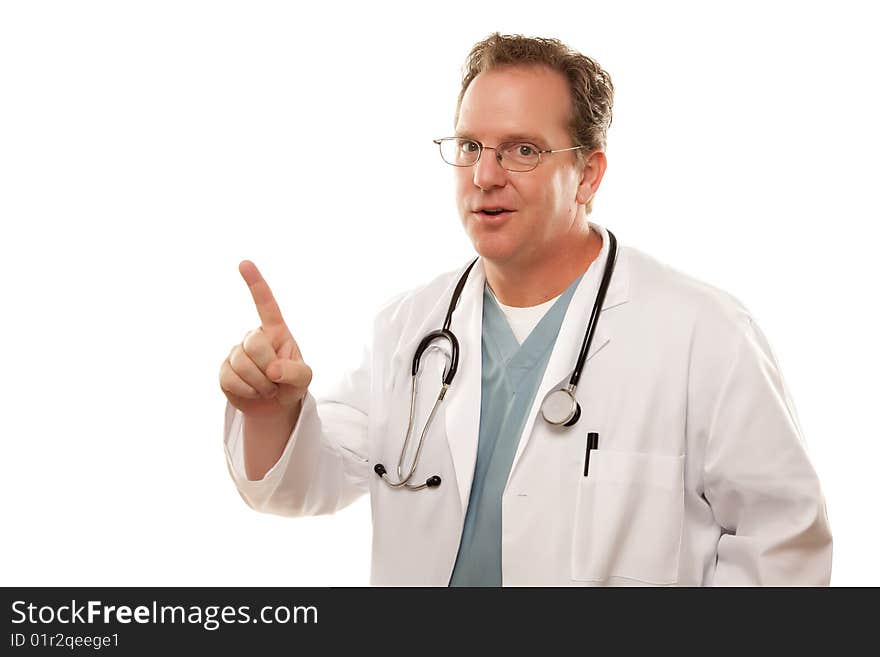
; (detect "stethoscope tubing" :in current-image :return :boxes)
[375,230,618,490]
[569,229,618,388]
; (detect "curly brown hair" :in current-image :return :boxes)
[455,33,615,186]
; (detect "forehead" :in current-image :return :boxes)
[456,65,573,144]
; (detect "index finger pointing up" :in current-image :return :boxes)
[239,260,286,329]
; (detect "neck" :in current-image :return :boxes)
[484,222,602,307]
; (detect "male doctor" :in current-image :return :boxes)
[219,33,832,586]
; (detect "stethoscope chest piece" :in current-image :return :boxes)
[540,387,581,427]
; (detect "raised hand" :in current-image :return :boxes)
[219,260,312,418]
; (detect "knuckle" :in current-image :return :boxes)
[242,328,258,349]
[243,329,272,359]
[232,375,254,394]
[230,348,257,376]
[221,373,248,397]
[256,378,276,395]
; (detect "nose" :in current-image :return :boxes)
[472,148,508,191]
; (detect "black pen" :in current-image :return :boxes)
[584,432,599,476]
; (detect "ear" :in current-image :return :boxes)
[576,151,607,205]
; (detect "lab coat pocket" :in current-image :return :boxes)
[571,450,685,585]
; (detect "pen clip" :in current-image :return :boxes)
[583,432,599,477]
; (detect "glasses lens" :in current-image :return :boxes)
[440,138,480,167]
[499,142,540,171]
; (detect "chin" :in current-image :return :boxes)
[468,232,521,264]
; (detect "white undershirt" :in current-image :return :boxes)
[485,222,610,346]
[487,287,562,345]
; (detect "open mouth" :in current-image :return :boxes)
[478,208,513,216]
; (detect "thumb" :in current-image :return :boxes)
[267,359,312,388]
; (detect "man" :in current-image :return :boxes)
[219,33,832,586]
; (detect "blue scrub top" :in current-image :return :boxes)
[448,273,584,586]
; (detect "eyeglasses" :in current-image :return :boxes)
[433,137,588,172]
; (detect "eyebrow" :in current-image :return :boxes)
[455,131,548,146]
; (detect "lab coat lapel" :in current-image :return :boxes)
[443,258,486,517]
[507,246,631,480]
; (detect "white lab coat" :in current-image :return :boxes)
[224,234,832,586]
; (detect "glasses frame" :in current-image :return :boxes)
[433,137,588,172]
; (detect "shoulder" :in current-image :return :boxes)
[620,244,755,340]
[371,259,476,336]
[618,244,781,403]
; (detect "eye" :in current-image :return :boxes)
[459,139,480,153]
[516,143,536,157]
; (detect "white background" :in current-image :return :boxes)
[1,1,877,586]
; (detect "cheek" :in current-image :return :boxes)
[536,170,577,210]
[454,166,474,190]
[518,176,562,213]
[455,185,478,235]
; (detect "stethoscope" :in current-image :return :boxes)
[374,230,618,491]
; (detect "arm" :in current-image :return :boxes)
[242,398,303,481]
[219,259,372,517]
[224,342,372,517]
[702,318,832,585]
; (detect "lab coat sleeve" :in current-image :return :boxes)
[223,342,371,517]
[702,317,833,586]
